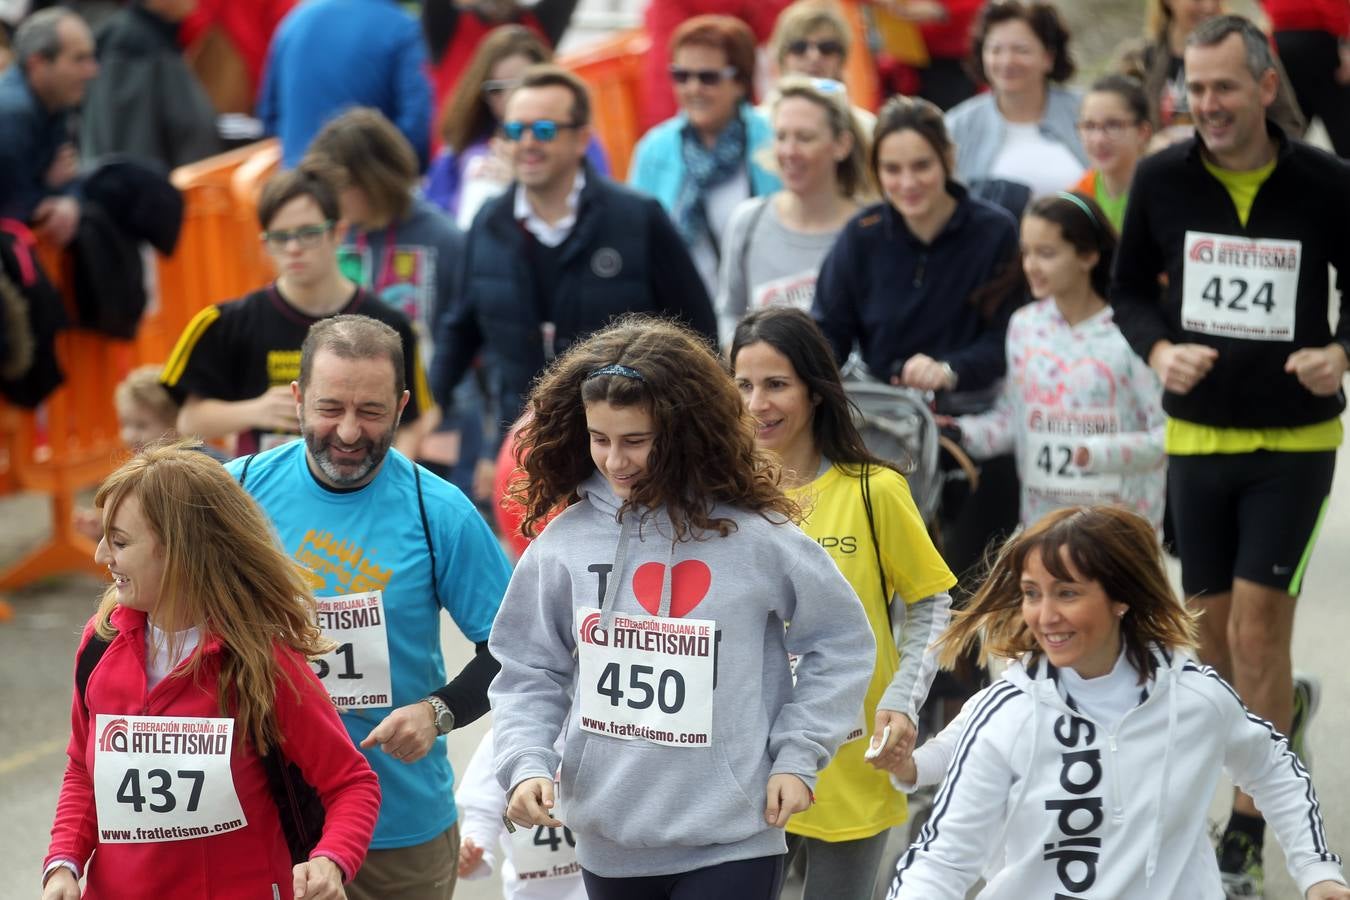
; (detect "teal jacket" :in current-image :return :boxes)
[627,103,781,212]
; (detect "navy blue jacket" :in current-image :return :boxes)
[0,67,75,221]
[432,166,715,454]
[812,183,1021,392]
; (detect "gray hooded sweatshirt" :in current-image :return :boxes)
[488,474,874,878]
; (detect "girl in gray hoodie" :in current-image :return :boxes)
[488,317,874,898]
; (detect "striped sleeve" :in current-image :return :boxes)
[161,305,222,389]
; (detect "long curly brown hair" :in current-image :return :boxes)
[512,316,799,540]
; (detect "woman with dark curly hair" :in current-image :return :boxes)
[944,0,1087,206]
[487,316,873,898]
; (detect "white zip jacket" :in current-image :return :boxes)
[889,647,1345,899]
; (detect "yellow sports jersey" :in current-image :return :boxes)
[1202,155,1275,228]
[786,464,956,841]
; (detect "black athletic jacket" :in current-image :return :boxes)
[1110,123,1350,428]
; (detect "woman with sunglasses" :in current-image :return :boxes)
[715,77,871,345]
[628,14,781,300]
[426,24,609,228]
[764,1,876,134]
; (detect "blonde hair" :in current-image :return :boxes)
[936,506,1199,681]
[94,443,331,754]
[770,76,873,200]
[114,364,178,426]
[769,0,851,65]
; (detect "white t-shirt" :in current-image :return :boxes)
[988,122,1085,198]
[145,623,202,691]
[690,170,751,300]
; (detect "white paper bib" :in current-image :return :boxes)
[753,270,817,312]
[576,606,715,748]
[1023,405,1123,505]
[1181,231,1301,342]
[93,715,246,843]
[313,590,392,709]
[509,783,579,882]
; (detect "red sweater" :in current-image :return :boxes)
[1262,0,1350,35]
[45,607,381,899]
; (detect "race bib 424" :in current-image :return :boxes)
[1181,231,1301,342]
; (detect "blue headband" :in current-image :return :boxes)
[585,364,645,382]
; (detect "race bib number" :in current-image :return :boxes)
[313,591,392,709]
[509,784,579,882]
[576,607,715,748]
[93,715,246,843]
[257,432,300,452]
[1181,231,1300,342]
[1024,406,1122,505]
[752,271,817,312]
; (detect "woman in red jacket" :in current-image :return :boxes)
[42,444,381,900]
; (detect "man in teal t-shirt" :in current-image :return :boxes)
[228,314,510,900]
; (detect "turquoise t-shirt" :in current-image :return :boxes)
[227,441,510,848]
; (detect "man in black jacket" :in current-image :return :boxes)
[1110,16,1350,896]
[432,64,715,499]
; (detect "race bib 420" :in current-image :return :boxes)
[1181,231,1300,342]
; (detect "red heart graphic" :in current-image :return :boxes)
[632,560,712,618]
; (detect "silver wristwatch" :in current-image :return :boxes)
[424,695,455,735]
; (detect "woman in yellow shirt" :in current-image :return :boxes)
[731,307,956,900]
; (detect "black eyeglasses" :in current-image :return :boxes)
[499,119,582,142]
[669,65,738,86]
[1076,118,1140,137]
[785,39,844,57]
[481,78,521,98]
[260,221,333,251]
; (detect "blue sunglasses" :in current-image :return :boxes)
[499,119,582,142]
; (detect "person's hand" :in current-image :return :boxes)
[865,709,917,771]
[72,507,102,542]
[896,354,956,392]
[252,385,302,432]
[472,458,497,502]
[1335,43,1350,85]
[507,776,562,828]
[458,835,486,877]
[1285,344,1350,397]
[1073,446,1091,468]
[764,773,812,827]
[31,197,80,247]
[479,137,515,184]
[41,868,80,900]
[358,701,437,763]
[291,856,343,899]
[882,752,919,785]
[1306,880,1350,899]
[45,144,79,189]
[1148,342,1218,395]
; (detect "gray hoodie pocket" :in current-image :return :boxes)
[562,736,767,849]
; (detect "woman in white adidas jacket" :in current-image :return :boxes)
[889,506,1348,900]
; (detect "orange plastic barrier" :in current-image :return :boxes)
[0,245,136,590]
[559,30,651,182]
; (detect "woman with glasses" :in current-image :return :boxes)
[715,77,871,345]
[1069,75,1153,233]
[628,14,781,299]
[764,1,876,134]
[426,25,609,228]
[944,1,1086,212]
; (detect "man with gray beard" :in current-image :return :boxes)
[228,314,511,900]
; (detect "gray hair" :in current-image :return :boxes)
[1186,15,1277,82]
[13,6,78,72]
[299,315,406,397]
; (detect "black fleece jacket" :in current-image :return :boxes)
[1110,124,1350,429]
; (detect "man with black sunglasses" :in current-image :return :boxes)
[163,168,429,457]
[434,64,715,502]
